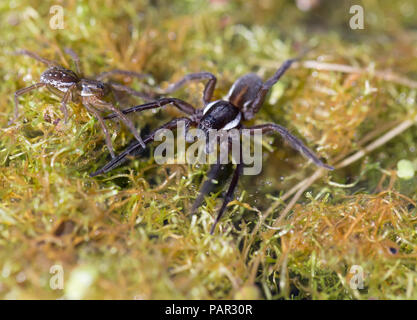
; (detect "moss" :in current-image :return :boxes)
[1,0,417,299]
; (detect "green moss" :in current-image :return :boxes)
[1,0,417,299]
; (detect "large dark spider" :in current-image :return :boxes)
[90,58,334,234]
[11,49,155,157]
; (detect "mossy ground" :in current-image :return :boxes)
[1,0,417,299]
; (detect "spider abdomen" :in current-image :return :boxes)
[40,67,79,92]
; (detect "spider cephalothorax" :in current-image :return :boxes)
[199,100,242,132]
[91,58,333,233]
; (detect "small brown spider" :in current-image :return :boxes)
[90,57,333,234]
[11,48,155,157]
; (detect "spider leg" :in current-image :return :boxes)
[108,81,155,102]
[104,98,197,120]
[90,117,192,176]
[84,103,116,158]
[191,162,234,214]
[96,70,151,82]
[210,162,243,234]
[64,48,83,76]
[245,123,334,170]
[243,59,295,120]
[60,83,76,123]
[98,101,146,149]
[14,49,58,67]
[158,72,217,105]
[97,70,155,101]
[10,83,46,125]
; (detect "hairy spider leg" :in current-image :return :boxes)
[60,83,77,123]
[84,103,116,159]
[191,139,244,234]
[64,48,83,76]
[97,70,155,102]
[244,123,334,170]
[104,98,197,119]
[96,70,151,82]
[93,100,146,149]
[10,83,47,125]
[210,160,244,235]
[158,72,217,106]
[191,161,235,214]
[107,81,155,102]
[90,117,193,176]
[14,49,58,67]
